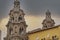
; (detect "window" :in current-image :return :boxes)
[18,16,22,21]
[43,38,45,40]
[52,35,59,40]
[19,28,23,34]
[12,17,14,20]
[44,25,47,28]
[41,39,43,40]
[9,28,13,35]
[41,38,45,40]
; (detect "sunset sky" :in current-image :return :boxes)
[0,0,60,40]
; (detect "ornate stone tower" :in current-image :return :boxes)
[4,0,28,40]
[42,10,55,29]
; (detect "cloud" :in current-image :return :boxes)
[0,0,60,20]
[0,16,9,40]
[20,0,60,16]
[25,15,45,31]
[0,17,9,31]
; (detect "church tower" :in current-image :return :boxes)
[42,10,55,29]
[4,0,28,40]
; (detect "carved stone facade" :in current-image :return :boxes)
[42,10,55,29]
[4,0,28,40]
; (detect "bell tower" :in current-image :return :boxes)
[4,0,28,40]
[42,10,55,29]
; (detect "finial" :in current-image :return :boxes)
[14,0,19,2]
[14,0,20,11]
[46,9,50,13]
[46,9,51,16]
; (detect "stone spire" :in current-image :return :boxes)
[42,10,55,29]
[4,0,28,40]
[46,9,51,19]
[14,0,20,11]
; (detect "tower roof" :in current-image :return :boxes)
[46,9,50,13]
[46,9,51,17]
[42,10,55,29]
[14,0,20,11]
[14,0,20,5]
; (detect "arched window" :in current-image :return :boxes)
[9,28,13,35]
[11,17,14,21]
[18,16,22,21]
[19,28,23,34]
[41,38,45,40]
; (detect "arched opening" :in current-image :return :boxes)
[19,28,24,34]
[9,28,13,35]
[18,16,22,21]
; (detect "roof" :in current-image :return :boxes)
[27,25,60,34]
